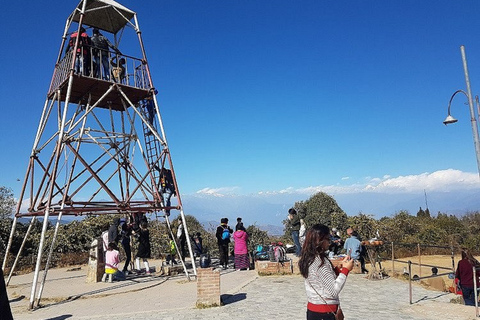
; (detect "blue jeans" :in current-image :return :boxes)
[291,230,301,256]
[163,189,173,214]
[75,54,84,74]
[113,270,126,281]
[461,286,478,306]
[93,51,110,80]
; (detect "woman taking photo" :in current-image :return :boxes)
[299,224,353,320]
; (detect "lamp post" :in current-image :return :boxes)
[443,45,480,178]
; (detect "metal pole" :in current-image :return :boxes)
[418,244,422,278]
[408,260,412,304]
[460,45,480,178]
[6,217,36,286]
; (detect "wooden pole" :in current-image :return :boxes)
[417,243,422,278]
[408,260,412,304]
[391,242,395,275]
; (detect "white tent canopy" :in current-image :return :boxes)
[71,0,136,34]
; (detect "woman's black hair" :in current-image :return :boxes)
[298,224,330,278]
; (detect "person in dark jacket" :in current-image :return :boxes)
[135,221,151,274]
[91,28,119,79]
[456,249,480,306]
[108,218,120,245]
[192,232,203,259]
[287,208,301,256]
[120,219,133,274]
[216,218,233,269]
[66,27,91,75]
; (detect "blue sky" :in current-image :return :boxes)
[1,1,480,221]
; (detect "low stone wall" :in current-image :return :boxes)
[255,260,294,276]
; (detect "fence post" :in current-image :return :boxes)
[391,242,395,275]
[417,243,421,278]
[408,260,412,304]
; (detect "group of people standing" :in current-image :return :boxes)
[102,214,151,281]
[216,217,250,271]
[65,26,125,82]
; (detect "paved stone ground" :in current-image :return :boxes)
[7,261,479,320]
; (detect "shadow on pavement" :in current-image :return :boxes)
[9,295,25,303]
[45,315,72,320]
[37,275,170,309]
[221,293,247,305]
[414,292,450,303]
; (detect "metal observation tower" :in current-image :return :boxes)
[2,0,195,309]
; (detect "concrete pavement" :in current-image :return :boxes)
[6,259,478,320]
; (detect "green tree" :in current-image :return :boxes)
[347,213,378,240]
[0,186,15,219]
[416,207,426,218]
[378,211,420,243]
[246,224,269,252]
[424,208,431,218]
[286,192,348,235]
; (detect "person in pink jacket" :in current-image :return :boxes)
[233,225,249,271]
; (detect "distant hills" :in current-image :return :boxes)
[181,189,480,227]
[14,189,479,235]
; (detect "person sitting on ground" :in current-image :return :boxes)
[328,228,343,256]
[233,224,249,271]
[426,266,446,292]
[456,249,480,306]
[104,242,125,282]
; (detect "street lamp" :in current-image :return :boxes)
[443,45,480,178]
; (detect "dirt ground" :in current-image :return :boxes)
[380,254,461,291]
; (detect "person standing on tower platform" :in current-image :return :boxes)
[66,27,91,75]
[91,28,119,80]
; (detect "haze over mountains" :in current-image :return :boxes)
[181,169,480,228]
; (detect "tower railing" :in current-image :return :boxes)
[48,46,151,96]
